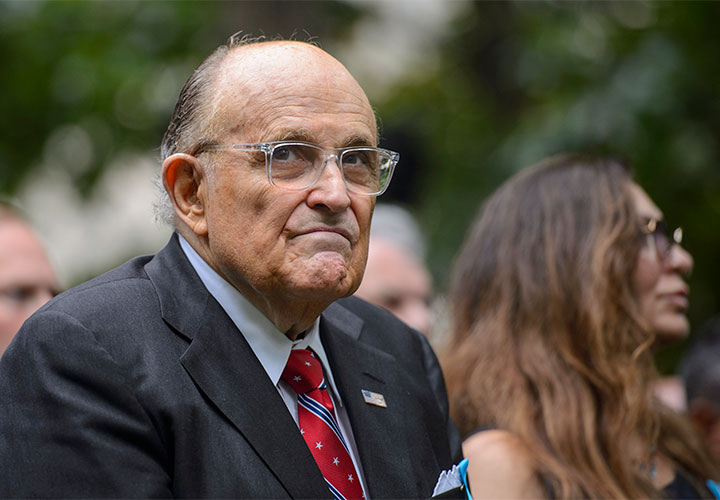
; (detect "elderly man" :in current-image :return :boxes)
[0,36,461,499]
[0,203,59,355]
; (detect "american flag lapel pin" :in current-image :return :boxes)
[361,389,387,408]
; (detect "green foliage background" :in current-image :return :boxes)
[1,0,718,370]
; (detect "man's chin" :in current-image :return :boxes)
[279,252,363,299]
[284,280,355,304]
[299,268,356,296]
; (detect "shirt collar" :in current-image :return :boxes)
[178,234,343,406]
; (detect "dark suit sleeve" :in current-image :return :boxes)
[417,331,464,465]
[0,310,172,498]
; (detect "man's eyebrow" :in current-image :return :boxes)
[276,130,313,143]
[273,131,375,148]
[342,135,375,148]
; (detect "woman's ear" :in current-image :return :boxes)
[162,153,209,236]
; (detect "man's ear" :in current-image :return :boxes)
[162,153,209,236]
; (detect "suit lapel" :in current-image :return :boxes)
[321,303,426,499]
[146,235,331,499]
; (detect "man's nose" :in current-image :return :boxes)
[306,156,351,212]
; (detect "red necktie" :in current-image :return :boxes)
[281,349,364,500]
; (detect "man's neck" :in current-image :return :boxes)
[243,289,330,341]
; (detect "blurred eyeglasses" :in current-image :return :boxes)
[640,218,683,260]
[195,141,398,196]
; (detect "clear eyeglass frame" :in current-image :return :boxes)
[640,218,683,260]
[194,141,399,196]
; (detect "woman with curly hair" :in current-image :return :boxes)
[443,155,719,499]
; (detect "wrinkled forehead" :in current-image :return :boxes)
[210,42,377,143]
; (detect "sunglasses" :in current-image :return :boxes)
[640,218,683,260]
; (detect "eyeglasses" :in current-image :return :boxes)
[195,141,399,196]
[640,218,683,260]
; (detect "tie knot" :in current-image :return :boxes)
[281,349,324,394]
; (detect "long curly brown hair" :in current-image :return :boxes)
[443,155,718,498]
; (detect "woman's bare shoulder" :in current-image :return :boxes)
[462,429,546,499]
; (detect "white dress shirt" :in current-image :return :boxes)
[178,235,368,495]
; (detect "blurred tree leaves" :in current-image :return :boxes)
[374,1,720,369]
[1,1,214,195]
[0,0,362,197]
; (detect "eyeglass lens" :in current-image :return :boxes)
[652,220,672,255]
[269,143,390,194]
[648,219,683,257]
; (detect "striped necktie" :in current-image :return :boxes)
[282,349,364,500]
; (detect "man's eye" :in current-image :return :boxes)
[343,153,361,165]
[274,147,292,161]
[380,295,403,311]
[274,145,305,162]
[343,151,372,167]
[1,287,34,304]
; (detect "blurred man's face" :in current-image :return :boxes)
[0,219,59,354]
[354,239,432,334]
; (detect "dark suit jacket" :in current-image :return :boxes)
[0,234,461,499]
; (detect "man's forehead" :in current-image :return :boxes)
[209,42,377,142]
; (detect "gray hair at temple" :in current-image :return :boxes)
[154,33,279,226]
[370,204,426,261]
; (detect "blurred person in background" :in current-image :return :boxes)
[442,154,718,498]
[0,35,461,498]
[354,204,433,335]
[0,202,59,356]
[682,316,720,461]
